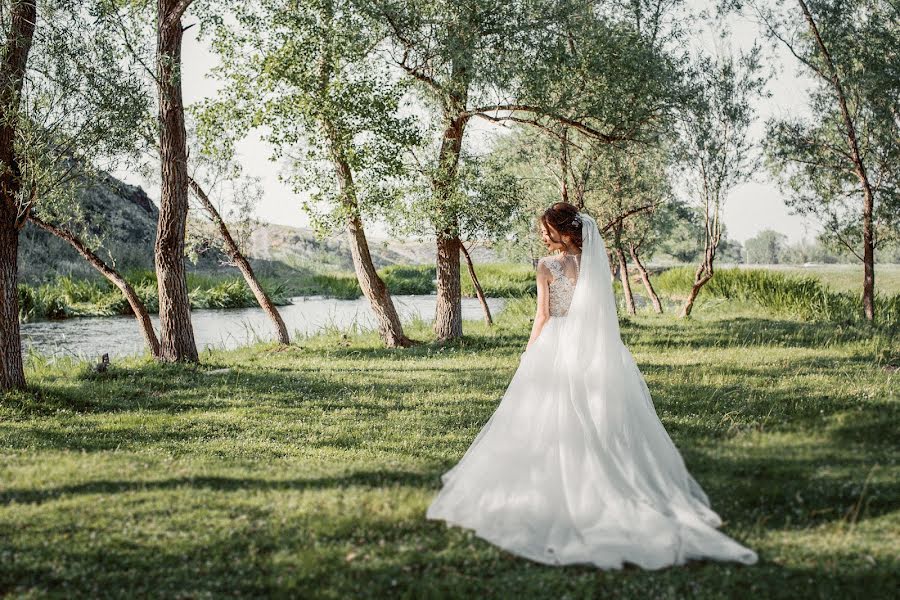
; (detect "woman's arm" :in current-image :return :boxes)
[526,261,552,350]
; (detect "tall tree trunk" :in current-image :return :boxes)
[460,242,492,326]
[29,217,160,357]
[861,190,875,321]
[797,0,876,321]
[630,243,662,314]
[615,247,636,315]
[155,0,198,362]
[314,12,410,348]
[0,0,37,392]
[0,223,23,391]
[188,178,290,345]
[433,109,469,341]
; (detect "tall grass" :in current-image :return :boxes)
[655,267,900,329]
[18,273,290,322]
[461,262,536,297]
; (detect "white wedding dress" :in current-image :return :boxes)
[426,213,758,570]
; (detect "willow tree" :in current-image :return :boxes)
[198,0,418,347]
[732,0,899,321]
[369,0,687,339]
[677,47,767,317]
[0,1,147,391]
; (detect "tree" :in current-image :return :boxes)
[154,0,199,361]
[1,1,148,391]
[198,0,416,348]
[370,0,687,340]
[735,0,900,320]
[677,47,767,317]
[187,174,291,345]
[744,229,788,264]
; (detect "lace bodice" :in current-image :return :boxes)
[541,254,580,317]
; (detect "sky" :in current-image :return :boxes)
[121,3,825,246]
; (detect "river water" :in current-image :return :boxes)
[20,295,508,360]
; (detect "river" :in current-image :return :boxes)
[20,295,508,360]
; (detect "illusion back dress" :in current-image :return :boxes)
[426,214,758,570]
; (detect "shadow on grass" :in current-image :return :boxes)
[0,469,441,507]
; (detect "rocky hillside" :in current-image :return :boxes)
[19,170,500,284]
[19,173,159,283]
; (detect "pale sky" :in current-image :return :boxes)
[121,3,824,246]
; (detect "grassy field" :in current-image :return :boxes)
[1,296,897,598]
[753,264,900,295]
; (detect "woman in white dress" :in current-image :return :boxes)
[426,202,758,569]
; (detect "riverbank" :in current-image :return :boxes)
[16,263,900,326]
[1,300,896,597]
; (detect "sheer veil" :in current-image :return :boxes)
[553,212,633,445]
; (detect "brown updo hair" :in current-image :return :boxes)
[540,202,583,250]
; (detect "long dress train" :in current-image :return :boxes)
[426,214,758,570]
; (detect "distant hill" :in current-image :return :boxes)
[18,170,500,284]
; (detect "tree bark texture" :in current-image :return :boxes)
[155,0,198,362]
[29,216,161,357]
[435,235,463,339]
[188,178,290,345]
[346,212,412,347]
[680,258,714,318]
[432,108,469,341]
[0,0,37,392]
[461,242,492,326]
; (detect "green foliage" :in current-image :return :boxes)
[750,0,900,256]
[196,0,419,232]
[2,303,896,596]
[19,1,150,231]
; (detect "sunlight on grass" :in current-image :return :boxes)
[1,301,896,598]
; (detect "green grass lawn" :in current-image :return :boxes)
[1,299,897,598]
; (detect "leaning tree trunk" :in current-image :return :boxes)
[0,0,37,392]
[460,242,492,326]
[346,213,412,347]
[188,178,290,345]
[615,247,636,315]
[155,0,198,362]
[29,217,161,357]
[321,119,411,348]
[629,244,663,314]
[680,263,713,318]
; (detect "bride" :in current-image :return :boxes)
[426,202,758,569]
